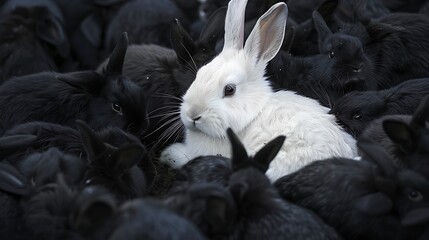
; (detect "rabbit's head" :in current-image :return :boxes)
[180,0,288,138]
[330,90,386,137]
[76,120,148,201]
[313,11,376,90]
[60,33,149,137]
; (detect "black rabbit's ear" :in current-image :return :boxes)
[357,138,396,177]
[171,18,196,65]
[411,95,429,129]
[253,135,286,173]
[0,162,29,196]
[76,120,106,158]
[383,119,418,154]
[36,15,69,58]
[204,194,236,235]
[107,144,144,176]
[402,209,429,226]
[105,32,128,75]
[226,128,248,170]
[0,134,37,151]
[353,192,393,216]
[312,11,333,51]
[80,14,102,48]
[199,6,227,47]
[58,71,103,93]
[75,190,116,235]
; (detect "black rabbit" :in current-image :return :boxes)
[0,33,148,137]
[330,78,429,137]
[312,11,378,92]
[224,129,341,240]
[0,6,69,82]
[3,120,153,201]
[274,138,425,240]
[24,174,117,240]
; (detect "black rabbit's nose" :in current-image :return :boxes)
[352,63,364,73]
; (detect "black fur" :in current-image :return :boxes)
[0,33,148,137]
[330,78,429,137]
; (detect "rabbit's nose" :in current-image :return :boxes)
[352,63,364,73]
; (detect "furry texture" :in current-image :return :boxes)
[0,33,148,137]
[160,0,357,181]
[0,6,69,83]
[330,78,429,137]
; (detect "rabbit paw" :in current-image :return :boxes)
[160,143,191,168]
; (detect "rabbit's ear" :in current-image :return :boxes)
[75,192,116,234]
[410,95,429,129]
[107,144,144,176]
[171,19,196,65]
[76,120,106,158]
[244,2,288,64]
[199,6,227,46]
[253,135,286,173]
[357,138,397,177]
[0,135,37,150]
[312,11,332,51]
[223,0,248,50]
[0,162,29,196]
[226,128,248,170]
[383,119,418,154]
[58,71,103,93]
[80,14,103,48]
[36,15,69,58]
[105,32,128,75]
[353,192,393,216]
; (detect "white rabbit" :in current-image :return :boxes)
[160,0,357,181]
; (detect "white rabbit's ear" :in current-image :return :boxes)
[223,0,248,50]
[244,2,288,64]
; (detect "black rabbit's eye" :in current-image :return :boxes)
[329,51,335,59]
[408,191,423,202]
[224,84,236,97]
[85,178,93,185]
[353,114,362,120]
[112,103,123,115]
[337,27,342,32]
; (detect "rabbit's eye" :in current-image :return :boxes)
[112,103,123,115]
[224,84,236,97]
[353,114,362,120]
[329,51,335,59]
[408,191,423,202]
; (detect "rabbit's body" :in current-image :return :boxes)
[161,0,357,181]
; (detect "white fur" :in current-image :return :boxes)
[160,0,357,181]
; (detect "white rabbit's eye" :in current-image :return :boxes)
[408,191,423,202]
[353,114,362,120]
[224,84,236,97]
[112,103,123,115]
[329,51,335,58]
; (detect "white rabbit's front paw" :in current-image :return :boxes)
[160,143,191,169]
